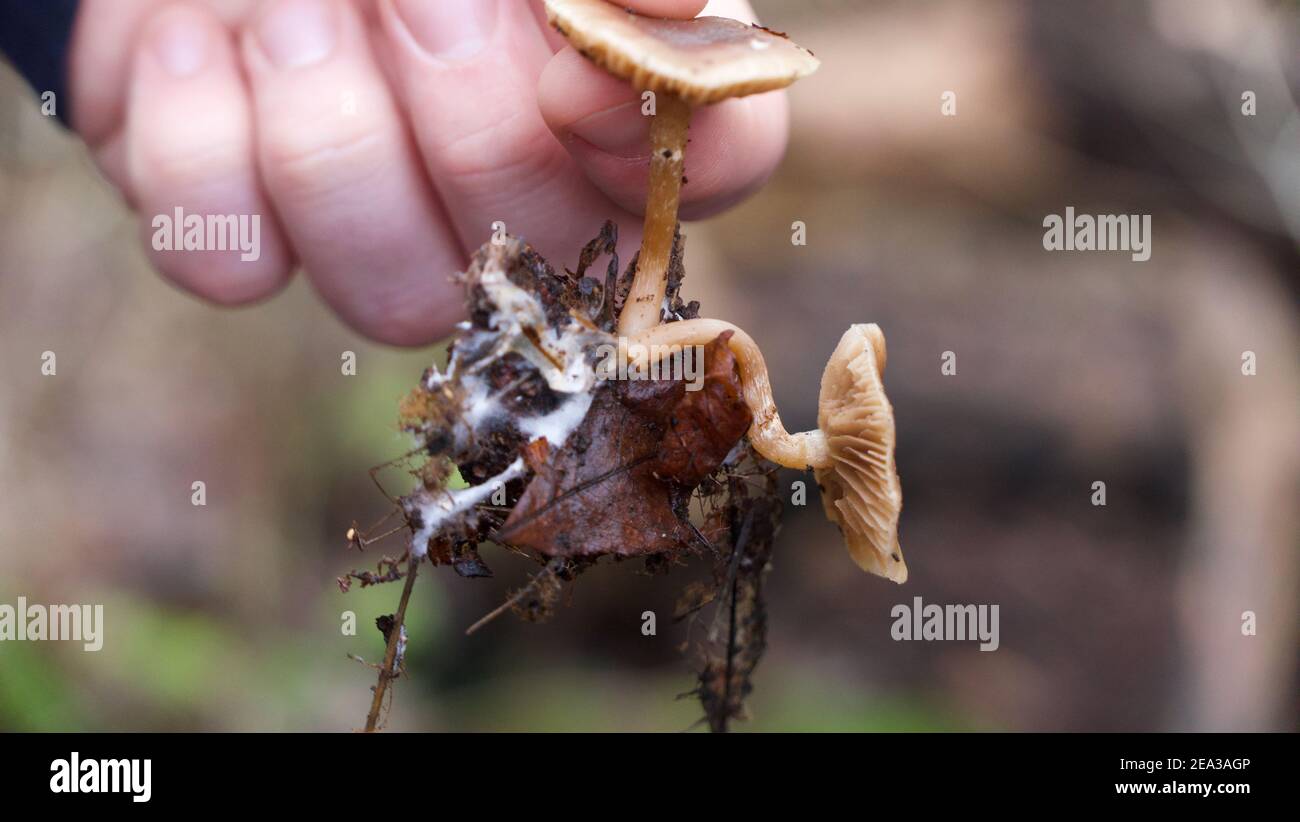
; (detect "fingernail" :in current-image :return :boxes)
[256,0,338,70]
[391,0,498,62]
[150,12,211,78]
[566,103,651,158]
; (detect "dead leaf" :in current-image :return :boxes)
[653,331,752,486]
[497,332,750,558]
[497,379,691,557]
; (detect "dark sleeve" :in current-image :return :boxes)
[0,0,82,125]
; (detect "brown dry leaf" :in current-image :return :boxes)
[498,332,750,558]
[654,331,752,486]
[497,379,688,557]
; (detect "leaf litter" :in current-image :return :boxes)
[343,222,781,731]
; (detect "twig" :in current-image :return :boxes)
[362,555,420,733]
[347,508,406,551]
[367,446,427,504]
[464,562,557,636]
[714,508,752,734]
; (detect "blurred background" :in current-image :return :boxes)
[1,0,1297,731]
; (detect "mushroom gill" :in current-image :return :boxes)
[814,325,906,583]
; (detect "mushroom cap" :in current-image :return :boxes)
[813,324,906,583]
[544,0,820,106]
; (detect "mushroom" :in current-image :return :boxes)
[627,320,906,582]
[544,0,819,337]
[546,3,902,581]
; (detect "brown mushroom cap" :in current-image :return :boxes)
[814,324,906,582]
[544,0,820,106]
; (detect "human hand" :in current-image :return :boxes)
[68,0,790,345]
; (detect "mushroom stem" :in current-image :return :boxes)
[617,92,691,337]
[626,318,830,469]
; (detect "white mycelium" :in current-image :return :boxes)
[407,457,525,558]
[409,246,611,558]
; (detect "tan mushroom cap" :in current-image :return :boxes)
[544,0,820,106]
[814,324,906,583]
